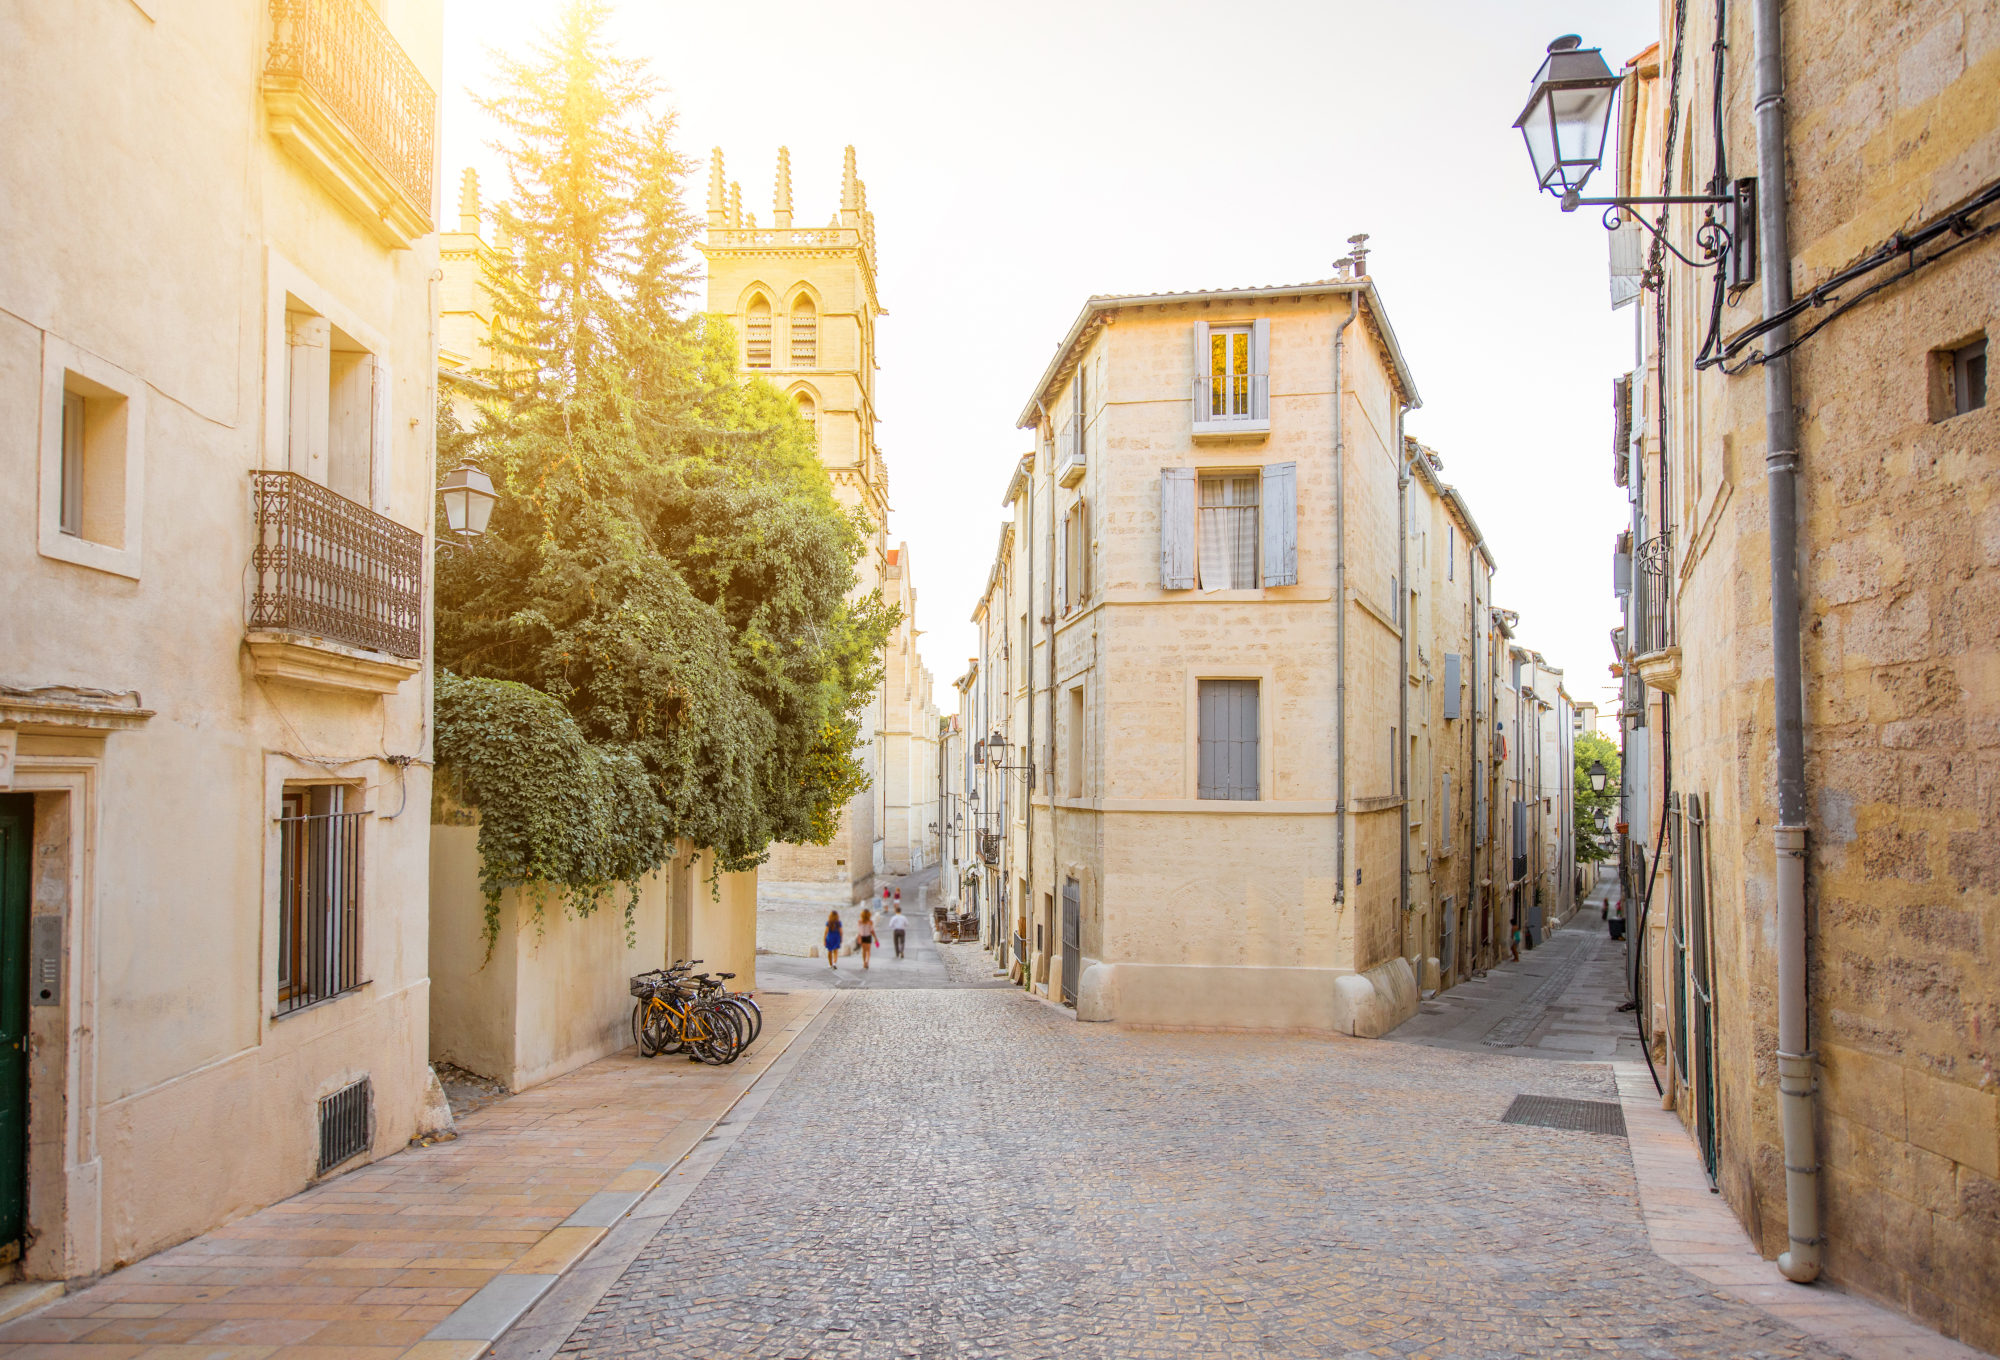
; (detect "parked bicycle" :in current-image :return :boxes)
[628,961,762,1065]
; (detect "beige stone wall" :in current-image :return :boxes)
[1627,0,1999,1343]
[0,0,442,1275]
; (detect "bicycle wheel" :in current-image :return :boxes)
[692,1001,740,1065]
[727,994,763,1045]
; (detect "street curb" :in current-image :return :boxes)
[419,990,838,1355]
[483,991,849,1360]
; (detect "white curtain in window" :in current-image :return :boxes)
[1199,476,1259,589]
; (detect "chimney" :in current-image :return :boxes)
[1347,232,1371,278]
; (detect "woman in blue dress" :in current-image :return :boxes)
[823,911,843,968]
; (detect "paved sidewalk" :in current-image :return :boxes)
[0,990,833,1360]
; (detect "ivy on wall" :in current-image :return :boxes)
[434,670,665,949]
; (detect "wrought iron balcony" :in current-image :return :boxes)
[263,0,436,247]
[250,471,424,660]
[979,831,1001,865]
[1634,532,1673,656]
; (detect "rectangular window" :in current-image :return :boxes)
[277,784,365,1015]
[41,337,146,577]
[286,305,382,507]
[1193,319,1270,431]
[1198,475,1259,589]
[1953,339,1987,416]
[1063,502,1088,610]
[1197,679,1259,800]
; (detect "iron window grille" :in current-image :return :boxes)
[251,471,424,657]
[264,0,436,219]
[1633,532,1673,655]
[278,790,366,1014]
[317,1077,371,1173]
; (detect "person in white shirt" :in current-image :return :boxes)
[888,908,909,959]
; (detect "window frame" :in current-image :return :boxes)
[264,249,394,516]
[1197,470,1262,591]
[38,335,147,579]
[268,770,371,1021]
[1184,667,1275,801]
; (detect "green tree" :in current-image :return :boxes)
[435,0,894,937]
[1574,732,1622,864]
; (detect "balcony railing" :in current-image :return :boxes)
[265,0,435,220]
[251,471,424,658]
[1634,532,1672,655]
[1192,373,1270,434]
[979,831,1001,865]
[1057,418,1085,487]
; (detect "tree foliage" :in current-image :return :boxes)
[434,0,893,931]
[1573,732,1622,864]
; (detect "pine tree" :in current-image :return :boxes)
[436,0,894,897]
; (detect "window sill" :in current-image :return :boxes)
[1192,418,1269,440]
[246,631,421,695]
[272,981,371,1022]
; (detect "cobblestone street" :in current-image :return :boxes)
[546,989,1851,1360]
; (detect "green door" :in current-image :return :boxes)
[0,794,31,1249]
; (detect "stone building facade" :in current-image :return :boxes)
[699,147,938,919]
[0,0,444,1275]
[951,266,1573,1033]
[1603,3,1998,1344]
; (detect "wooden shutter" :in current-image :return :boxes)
[369,355,391,514]
[1192,322,1211,423]
[1197,679,1260,800]
[1160,468,1195,589]
[1056,505,1069,612]
[1080,496,1092,599]
[1251,317,1270,420]
[1261,461,1297,586]
[1443,652,1461,719]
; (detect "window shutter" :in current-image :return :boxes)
[1261,461,1297,586]
[1443,652,1461,719]
[369,355,391,514]
[1442,772,1453,853]
[1056,505,1068,612]
[1160,468,1195,589]
[1192,322,1211,423]
[1080,496,1092,599]
[1250,317,1270,420]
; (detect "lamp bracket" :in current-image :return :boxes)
[1561,191,1732,211]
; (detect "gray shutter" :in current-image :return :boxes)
[1197,679,1259,800]
[1081,496,1091,599]
[1443,652,1461,719]
[1261,461,1297,586]
[1475,762,1487,841]
[1160,468,1195,589]
[1056,505,1069,611]
[1192,321,1211,423]
[1442,772,1452,853]
[1251,317,1270,420]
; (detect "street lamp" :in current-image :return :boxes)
[1513,36,1619,200]
[1515,34,1739,224]
[437,463,499,541]
[1588,760,1609,794]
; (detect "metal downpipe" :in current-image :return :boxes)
[1396,406,1411,939]
[1752,0,1820,1285]
[1333,289,1359,906]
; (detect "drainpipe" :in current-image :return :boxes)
[1023,429,1038,981]
[1044,408,1059,982]
[1332,287,1359,906]
[1754,0,1820,1286]
[1396,407,1411,948]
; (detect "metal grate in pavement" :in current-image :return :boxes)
[1500,1094,1628,1137]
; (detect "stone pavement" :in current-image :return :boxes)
[1390,866,1645,1067]
[543,989,1862,1360]
[0,990,831,1360]
[756,866,1010,993]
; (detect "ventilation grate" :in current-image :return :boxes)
[1500,1094,1627,1137]
[318,1078,371,1173]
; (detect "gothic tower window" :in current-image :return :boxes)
[790,295,817,367]
[795,392,815,429]
[745,294,772,368]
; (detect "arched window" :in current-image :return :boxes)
[790,296,817,367]
[745,294,772,369]
[795,392,816,424]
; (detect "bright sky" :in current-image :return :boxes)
[442,0,1658,718]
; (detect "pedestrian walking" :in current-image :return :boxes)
[856,907,877,969]
[1509,922,1522,962]
[823,911,842,968]
[889,904,908,959]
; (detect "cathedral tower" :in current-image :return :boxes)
[698,146,889,591]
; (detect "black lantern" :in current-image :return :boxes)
[1588,760,1609,794]
[1514,36,1620,198]
[438,463,499,538]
